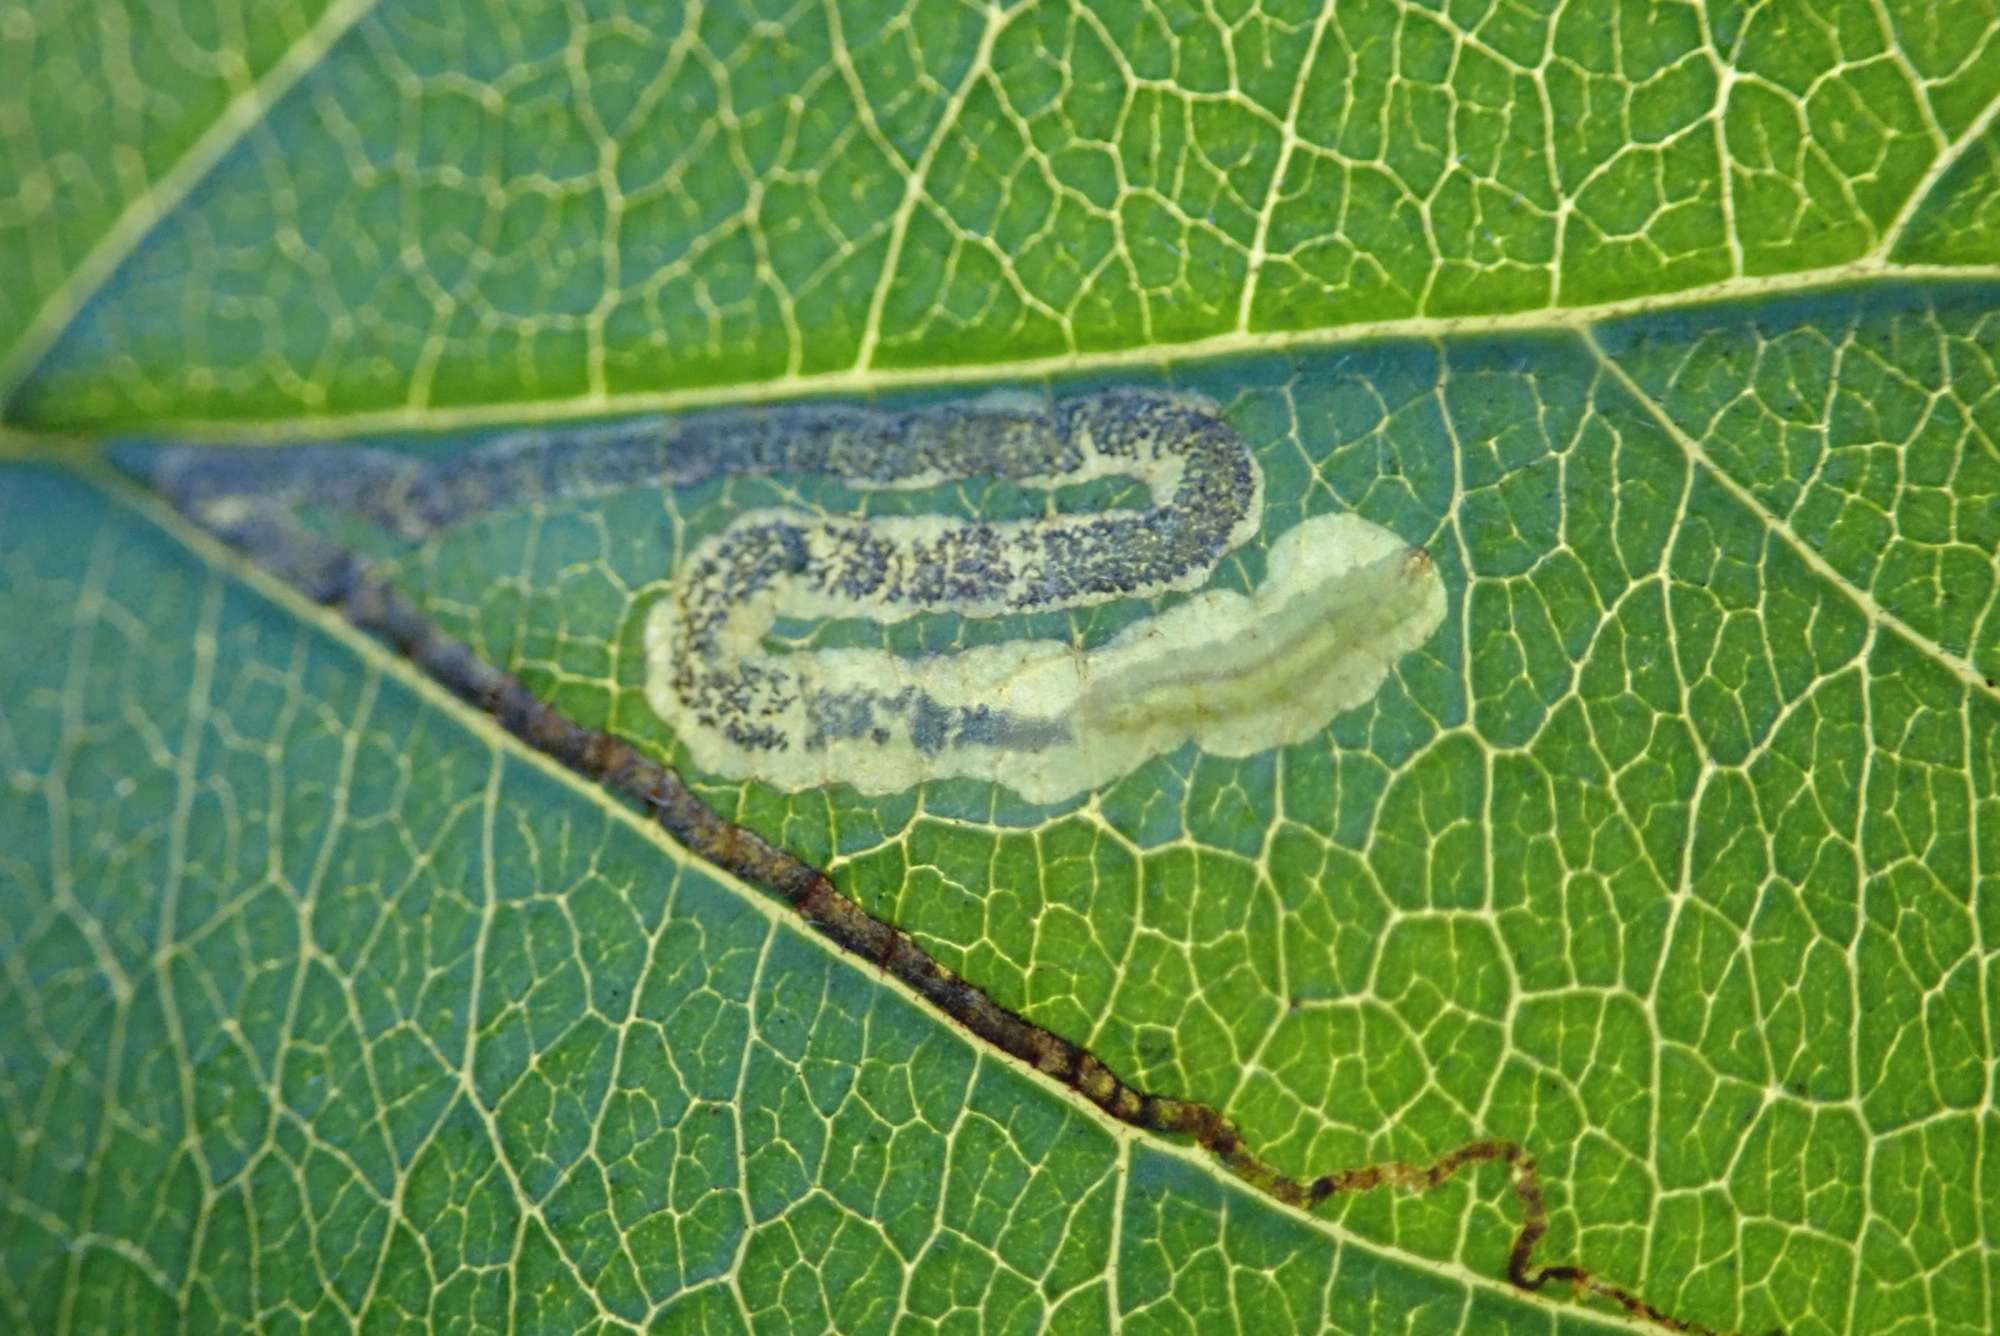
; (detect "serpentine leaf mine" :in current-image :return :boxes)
[139,388,1446,802]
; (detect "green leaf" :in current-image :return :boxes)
[3,4,1999,1335]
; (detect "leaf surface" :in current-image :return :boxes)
[3,4,1999,1334]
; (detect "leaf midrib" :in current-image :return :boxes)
[24,263,2000,446]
